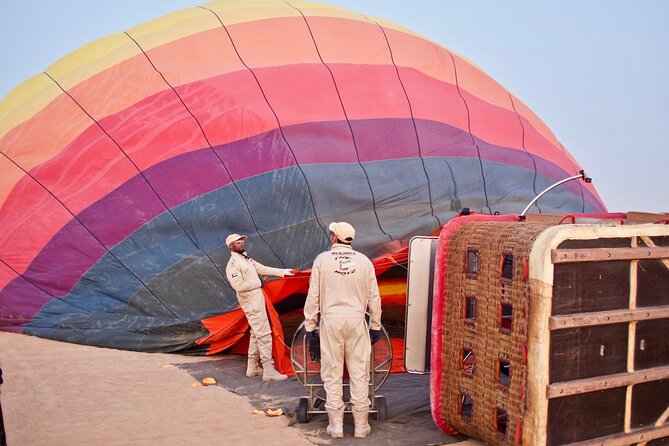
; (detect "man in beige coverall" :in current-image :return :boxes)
[225,234,294,382]
[303,222,382,439]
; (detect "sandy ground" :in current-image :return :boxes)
[0,332,482,446]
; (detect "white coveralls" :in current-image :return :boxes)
[304,243,382,412]
[225,251,286,367]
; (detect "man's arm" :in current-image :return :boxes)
[253,260,290,278]
[303,257,322,332]
[367,260,382,331]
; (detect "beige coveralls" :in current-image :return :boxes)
[304,243,382,412]
[225,251,286,366]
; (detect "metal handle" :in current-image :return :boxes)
[519,170,592,218]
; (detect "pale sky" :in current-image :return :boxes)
[1,0,667,213]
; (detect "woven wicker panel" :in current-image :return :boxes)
[438,222,551,445]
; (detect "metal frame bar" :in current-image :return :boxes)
[520,170,590,218]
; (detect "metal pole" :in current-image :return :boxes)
[519,170,591,218]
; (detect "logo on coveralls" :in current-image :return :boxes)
[333,255,356,275]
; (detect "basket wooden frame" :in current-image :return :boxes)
[526,223,669,446]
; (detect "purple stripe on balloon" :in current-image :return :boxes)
[144,148,232,208]
[415,119,479,158]
[213,128,296,182]
[0,274,53,328]
[77,175,167,247]
[281,120,359,165]
[19,219,106,297]
[0,217,104,321]
[351,118,420,162]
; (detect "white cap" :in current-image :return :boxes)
[328,222,355,243]
[225,234,247,247]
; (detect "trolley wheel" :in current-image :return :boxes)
[373,396,387,421]
[297,397,310,423]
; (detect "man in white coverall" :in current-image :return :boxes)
[303,222,382,439]
[225,234,294,381]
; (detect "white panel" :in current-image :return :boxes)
[404,236,438,373]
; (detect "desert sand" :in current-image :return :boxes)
[0,332,482,445]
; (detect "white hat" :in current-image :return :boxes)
[225,233,247,247]
[328,222,355,243]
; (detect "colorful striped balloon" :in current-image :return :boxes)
[0,0,605,354]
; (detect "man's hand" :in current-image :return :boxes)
[283,268,297,277]
[370,329,382,345]
[305,330,320,362]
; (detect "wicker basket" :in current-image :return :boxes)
[431,216,669,446]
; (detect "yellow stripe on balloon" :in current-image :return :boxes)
[0,74,60,141]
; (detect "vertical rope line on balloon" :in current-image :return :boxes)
[0,134,177,318]
[560,142,587,213]
[200,6,329,243]
[447,51,492,214]
[416,43,463,213]
[0,255,92,314]
[369,17,442,229]
[284,2,392,241]
[39,72,186,319]
[122,31,284,270]
[396,41,460,216]
[509,93,542,213]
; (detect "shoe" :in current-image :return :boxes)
[262,366,288,382]
[326,408,344,438]
[353,409,371,439]
[326,424,344,439]
[245,357,263,378]
[354,424,371,439]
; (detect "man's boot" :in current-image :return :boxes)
[352,408,371,439]
[326,408,344,439]
[261,362,288,382]
[245,356,263,377]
